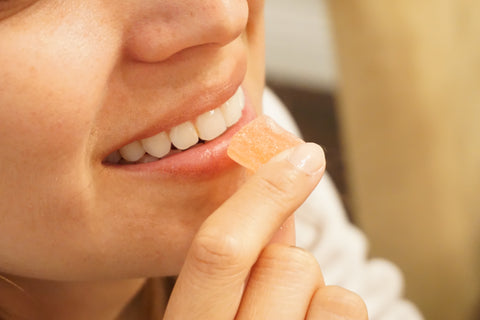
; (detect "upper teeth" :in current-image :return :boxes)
[106,87,245,164]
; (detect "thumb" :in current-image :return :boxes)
[164,142,325,320]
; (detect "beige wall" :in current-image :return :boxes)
[265,0,336,90]
[328,1,480,319]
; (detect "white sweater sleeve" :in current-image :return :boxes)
[262,88,424,320]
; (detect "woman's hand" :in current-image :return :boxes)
[164,143,368,319]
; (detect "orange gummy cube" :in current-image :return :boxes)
[227,115,304,171]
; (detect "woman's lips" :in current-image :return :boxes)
[103,88,256,177]
[105,87,246,164]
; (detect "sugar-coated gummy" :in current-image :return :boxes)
[227,115,304,171]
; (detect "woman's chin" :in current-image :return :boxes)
[87,173,247,279]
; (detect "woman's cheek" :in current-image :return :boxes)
[0,53,103,278]
[0,56,95,173]
[0,2,120,170]
[0,64,96,230]
[0,10,115,221]
[244,0,265,113]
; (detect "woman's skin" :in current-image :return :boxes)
[0,0,367,319]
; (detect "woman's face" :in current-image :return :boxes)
[0,0,265,280]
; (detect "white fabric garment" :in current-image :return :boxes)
[262,88,424,320]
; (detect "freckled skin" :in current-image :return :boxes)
[0,0,265,281]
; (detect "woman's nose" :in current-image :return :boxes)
[125,1,248,63]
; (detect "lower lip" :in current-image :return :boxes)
[111,95,257,179]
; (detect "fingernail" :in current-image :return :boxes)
[287,143,325,175]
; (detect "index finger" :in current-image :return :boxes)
[164,142,325,320]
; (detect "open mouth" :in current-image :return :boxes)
[103,87,245,165]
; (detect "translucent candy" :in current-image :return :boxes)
[227,115,304,171]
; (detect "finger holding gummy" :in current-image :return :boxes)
[226,115,323,245]
[166,118,326,319]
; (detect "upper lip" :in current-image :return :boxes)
[101,62,247,161]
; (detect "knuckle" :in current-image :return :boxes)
[258,244,323,282]
[340,289,369,319]
[255,170,299,207]
[312,286,369,320]
[189,231,248,276]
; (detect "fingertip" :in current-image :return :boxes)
[287,143,325,175]
[308,286,368,320]
[266,142,325,175]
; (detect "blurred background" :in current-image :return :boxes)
[264,1,480,320]
[264,0,347,205]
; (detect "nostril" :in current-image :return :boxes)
[124,0,248,63]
